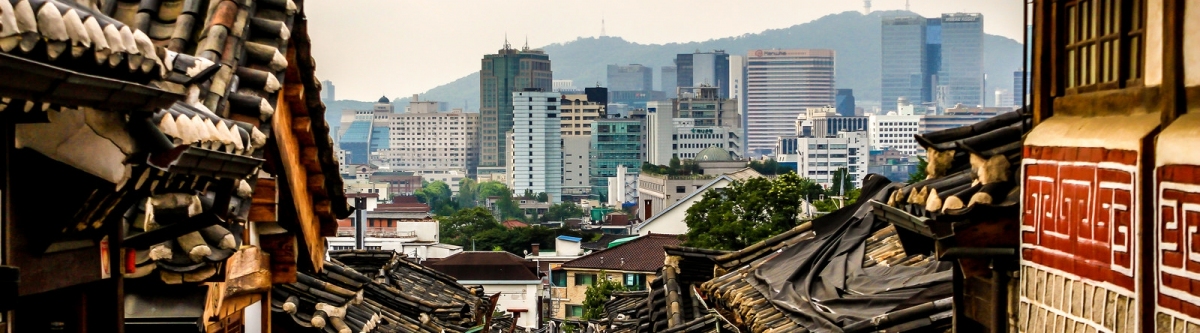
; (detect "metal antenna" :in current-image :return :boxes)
[864,0,871,14]
[601,18,606,36]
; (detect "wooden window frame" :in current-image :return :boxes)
[1062,0,1145,95]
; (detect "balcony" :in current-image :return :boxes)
[336,227,418,239]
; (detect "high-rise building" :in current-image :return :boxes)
[607,64,654,91]
[479,42,553,172]
[590,119,642,200]
[674,86,739,128]
[835,89,856,117]
[881,16,927,111]
[939,13,984,107]
[381,103,480,176]
[1013,70,1027,107]
[674,51,730,98]
[562,136,592,199]
[925,18,943,103]
[646,101,743,165]
[645,101,673,166]
[321,80,335,101]
[729,55,745,102]
[661,66,678,98]
[511,90,562,203]
[744,49,836,154]
[553,80,576,93]
[559,87,607,135]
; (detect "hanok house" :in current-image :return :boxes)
[876,108,1030,332]
[0,0,356,331]
[552,234,682,320]
[1018,1,1200,333]
[428,251,543,329]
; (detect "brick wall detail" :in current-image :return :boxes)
[1020,145,1140,333]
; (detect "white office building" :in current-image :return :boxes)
[562,135,591,198]
[380,102,480,175]
[745,49,836,154]
[776,131,869,189]
[512,90,563,203]
[646,101,742,164]
[868,114,924,156]
[646,101,674,166]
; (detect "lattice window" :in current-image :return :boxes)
[1064,0,1146,93]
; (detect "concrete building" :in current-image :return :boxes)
[674,51,730,98]
[660,66,678,98]
[552,79,576,93]
[328,211,462,260]
[646,101,673,166]
[368,172,423,197]
[590,119,642,201]
[995,89,1014,108]
[512,90,563,203]
[480,41,553,170]
[669,119,741,160]
[729,55,745,103]
[559,87,607,136]
[775,131,869,189]
[868,113,924,156]
[607,64,653,91]
[338,98,391,165]
[796,106,869,139]
[744,49,836,154]
[674,85,739,128]
[381,101,479,176]
[605,165,638,207]
[939,13,985,108]
[636,148,748,221]
[562,136,592,199]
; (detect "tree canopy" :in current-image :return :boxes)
[683,173,816,250]
[748,159,795,176]
[544,202,586,222]
[908,156,928,184]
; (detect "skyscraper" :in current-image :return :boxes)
[744,49,836,154]
[607,64,653,91]
[590,119,642,200]
[674,51,730,98]
[511,90,563,203]
[321,80,335,102]
[661,66,678,98]
[925,18,943,103]
[881,16,927,111]
[479,41,552,172]
[1014,70,1027,107]
[939,13,984,107]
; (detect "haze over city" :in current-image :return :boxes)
[307,1,1026,101]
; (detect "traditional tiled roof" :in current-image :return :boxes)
[561,234,682,272]
[502,220,529,229]
[274,249,488,333]
[428,252,539,281]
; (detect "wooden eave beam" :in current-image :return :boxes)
[274,83,324,271]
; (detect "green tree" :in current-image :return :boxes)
[523,189,534,199]
[456,178,479,208]
[437,207,502,248]
[668,155,681,171]
[908,156,928,184]
[415,181,453,212]
[545,202,586,221]
[828,168,854,197]
[536,192,549,203]
[683,173,809,250]
[581,271,626,320]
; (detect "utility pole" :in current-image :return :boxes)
[354,197,367,249]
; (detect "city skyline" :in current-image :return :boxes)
[306,1,1025,101]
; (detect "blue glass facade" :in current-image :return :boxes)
[339,121,371,165]
[939,13,984,107]
[835,89,856,117]
[590,120,643,200]
[881,16,927,110]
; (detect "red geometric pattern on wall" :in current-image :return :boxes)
[1157,164,1200,317]
[1022,145,1138,292]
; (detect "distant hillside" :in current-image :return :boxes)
[325,10,1025,126]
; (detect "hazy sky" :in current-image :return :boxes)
[306,1,1026,102]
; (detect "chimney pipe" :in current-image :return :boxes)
[531,243,540,256]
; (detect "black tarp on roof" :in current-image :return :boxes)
[745,174,953,332]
